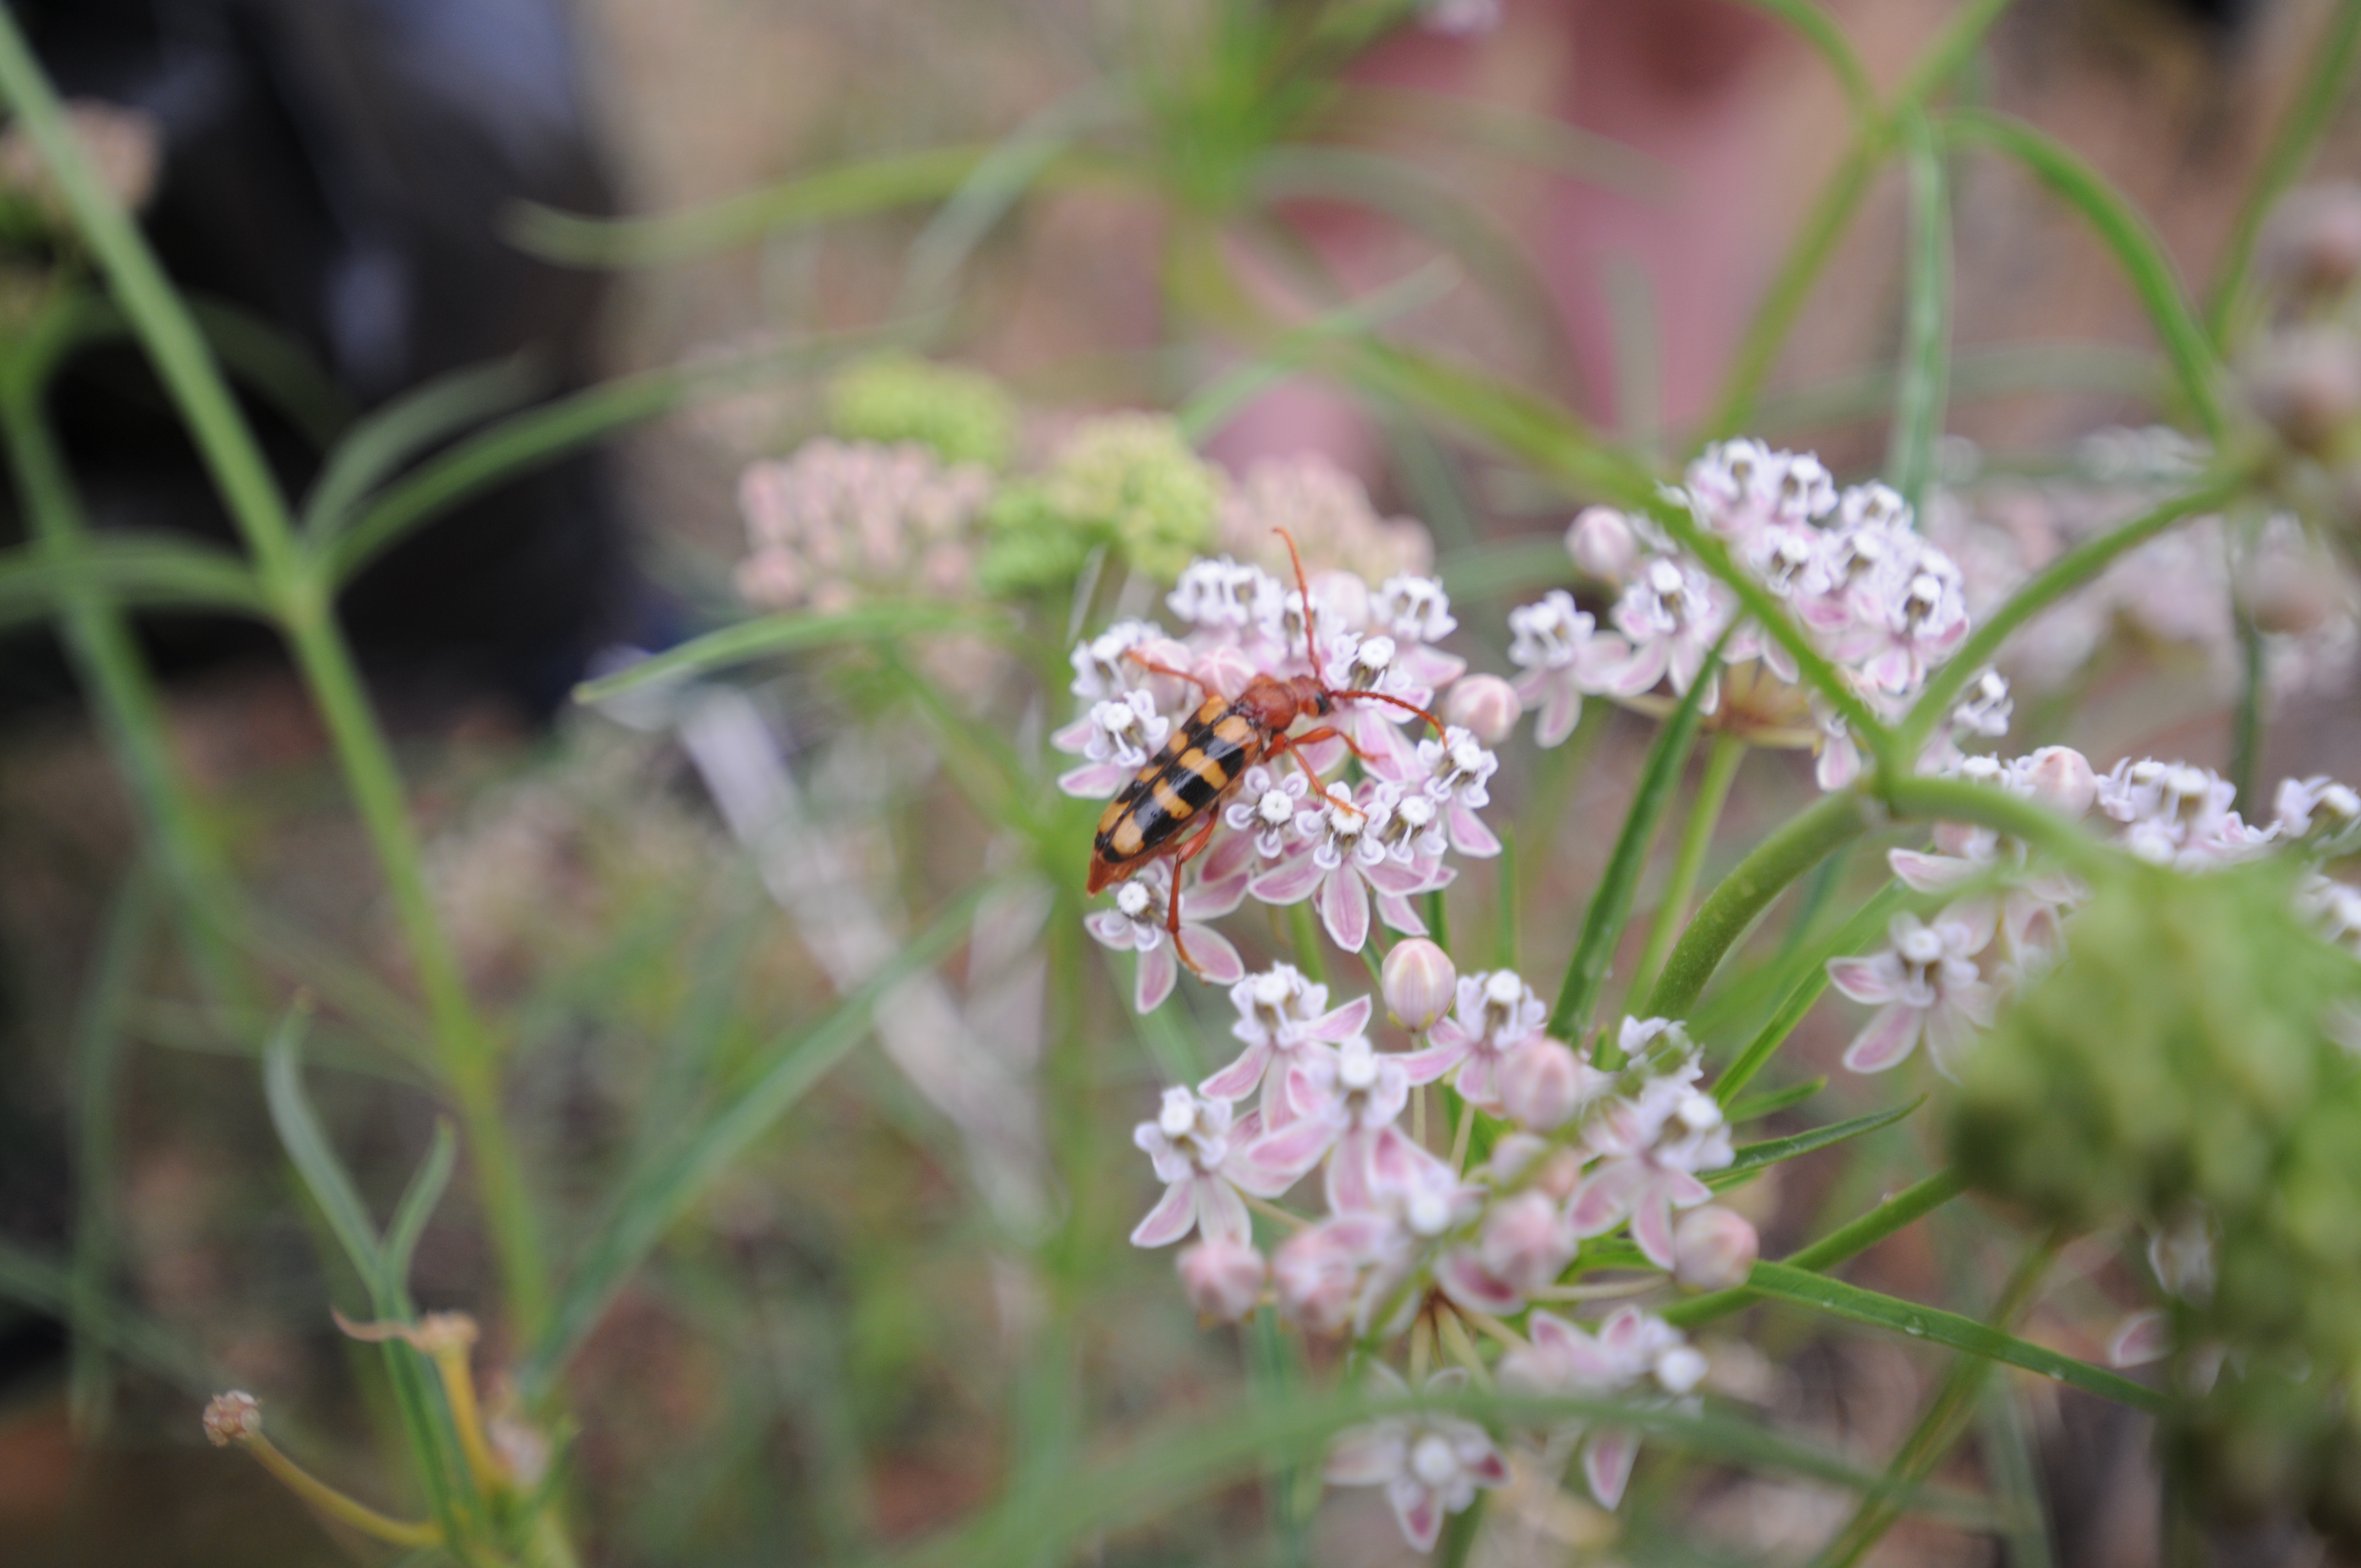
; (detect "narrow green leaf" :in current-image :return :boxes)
[1746,1260,2166,1412]
[302,353,546,537]
[1943,110,2226,442]
[0,534,269,627]
[1732,0,1878,119]
[1886,107,1952,519]
[1648,789,1873,1023]
[897,88,1122,314]
[1714,878,1907,1107]
[380,1120,456,1305]
[262,1000,387,1295]
[504,145,1007,268]
[1898,472,2244,754]
[1710,1097,1924,1189]
[185,296,356,448]
[0,1235,211,1391]
[1549,650,1721,1043]
[68,864,155,1431]
[572,603,1019,706]
[527,881,994,1392]
[328,331,883,585]
[1663,1167,1968,1330]
[1725,1076,1826,1123]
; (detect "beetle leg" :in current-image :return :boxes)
[1163,819,1220,975]
[1266,731,1362,815]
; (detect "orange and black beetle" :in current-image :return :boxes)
[1085,532,1441,970]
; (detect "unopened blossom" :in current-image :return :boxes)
[1570,1070,1733,1270]
[1414,725,1503,856]
[1130,1088,1253,1248]
[1326,1367,1510,1551]
[1371,574,1467,687]
[1672,1206,1759,1291]
[1086,865,1244,1012]
[1177,1240,1266,1322]
[2017,744,2099,818]
[1220,763,1311,859]
[1250,781,1438,950]
[1508,590,1627,747]
[2096,758,2274,869]
[1827,905,1998,1076]
[202,1390,263,1447]
[1566,505,1642,582]
[1604,556,1734,710]
[1382,938,1458,1033]
[1495,1036,1593,1133]
[1201,963,1373,1117]
[1273,1211,1405,1334]
[1054,690,1171,797]
[735,439,992,613]
[1400,970,1549,1110]
[1444,672,1521,745]
[1498,1308,1701,1508]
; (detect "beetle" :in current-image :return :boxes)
[1086,530,1443,972]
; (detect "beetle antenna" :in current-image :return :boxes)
[1276,526,1329,688]
[1339,687,1446,737]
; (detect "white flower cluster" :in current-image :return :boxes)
[1521,439,1977,786]
[735,438,993,613]
[1131,949,1753,1548]
[1830,745,2361,1078]
[1067,552,1519,1011]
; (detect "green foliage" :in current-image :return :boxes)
[979,412,1219,593]
[828,352,1019,469]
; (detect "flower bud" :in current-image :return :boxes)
[1383,938,1457,1033]
[2244,324,2361,455]
[1652,1344,1711,1396]
[1177,1240,1267,1322]
[1478,1191,1576,1294]
[1671,1206,1760,1292]
[1273,1226,1359,1334]
[2020,745,2098,820]
[1496,1036,1585,1132]
[1192,644,1258,701]
[1310,569,1372,634]
[203,1390,263,1447]
[1566,505,1639,582]
[1444,674,1521,745]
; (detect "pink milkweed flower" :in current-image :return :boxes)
[1272,1211,1408,1334]
[1498,1307,1705,1509]
[1826,904,1999,1077]
[1603,556,1736,712]
[1249,781,1435,951]
[1569,1074,1733,1271]
[1054,689,1170,797]
[1085,863,1244,1013]
[1234,1035,1411,1200]
[1068,618,1169,702]
[1683,439,1836,554]
[1129,1087,1256,1249]
[1370,574,1468,689]
[1221,764,1312,860]
[1507,590,1628,748]
[2095,758,2275,869]
[1432,1189,1577,1316]
[1325,1366,1510,1553]
[1414,725,1502,857]
[1803,522,1971,696]
[1443,673,1521,745]
[1566,505,1642,584]
[1321,629,1433,781]
[1397,969,1549,1111]
[1886,795,2085,963]
[1166,555,1279,641]
[2275,773,2361,840]
[1199,964,1373,1119]
[1177,1239,1266,1323]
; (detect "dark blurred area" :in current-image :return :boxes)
[1,0,641,721]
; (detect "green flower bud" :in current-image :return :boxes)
[1041,413,1220,584]
[827,353,1019,470]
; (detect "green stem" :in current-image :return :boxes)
[1893,0,2017,108]
[1649,790,1874,1022]
[1875,772,2107,872]
[1661,1167,1968,1330]
[1711,879,1905,1107]
[2205,0,2361,345]
[1897,472,2246,754]
[1629,734,1747,1010]
[1887,106,1952,521]
[2229,551,2266,813]
[1809,1233,2061,1568]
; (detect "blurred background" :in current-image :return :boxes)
[3,1,2360,1564]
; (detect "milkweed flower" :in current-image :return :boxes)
[1507,590,1626,747]
[1603,556,1734,710]
[1499,1307,1706,1509]
[1200,963,1373,1118]
[1399,970,1549,1109]
[1086,864,1244,1012]
[1569,1053,1733,1269]
[1054,690,1170,797]
[1324,1367,1510,1551]
[1249,781,1440,951]
[1827,905,1999,1076]
[1130,1088,1255,1248]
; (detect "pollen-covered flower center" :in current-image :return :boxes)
[1116,883,1154,921]
[1410,1433,1459,1487]
[1256,788,1295,826]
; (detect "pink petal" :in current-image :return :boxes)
[1058,761,1132,797]
[1325,1430,1406,1485]
[1319,867,1371,951]
[1196,1178,1252,1247]
[1395,1038,1468,1086]
[1248,852,1324,905]
[1130,1180,1196,1248]
[1200,1040,1274,1102]
[1568,1160,1647,1237]
[1312,995,1374,1041]
[2109,1310,2172,1368]
[1085,910,1139,950]
[1135,946,1177,1014]
[1236,1118,1340,1196]
[1887,848,1971,892]
[1464,1446,1510,1487]
[1448,800,1500,858]
[1180,924,1244,984]
[1373,889,1430,938]
[1825,956,1897,1004]
[1435,1249,1524,1315]
[1389,1478,1444,1554]
[1584,1428,1639,1510]
[1629,1187,1677,1270]
[1842,1004,1924,1073]
[1537,680,1580,749]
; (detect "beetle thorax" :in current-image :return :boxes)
[1236,673,1329,731]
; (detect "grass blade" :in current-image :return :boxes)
[1713,878,1907,1106]
[1663,1167,1968,1330]
[263,1000,387,1294]
[0,1236,212,1391]
[0,533,269,627]
[302,354,546,537]
[1943,110,2226,442]
[572,603,1020,705]
[1732,0,1877,119]
[1724,1076,1826,1123]
[1744,1260,2164,1412]
[526,881,994,1392]
[380,1120,457,1306]
[1549,649,1722,1044]
[69,865,157,1431]
[1886,107,1951,520]
[1710,1097,1924,1189]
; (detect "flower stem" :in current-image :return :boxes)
[240,1435,443,1550]
[1629,733,1746,1011]
[1244,1194,1312,1232]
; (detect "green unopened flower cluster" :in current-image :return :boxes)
[827,352,1019,470]
[980,412,1220,596]
[1949,861,2361,1537]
